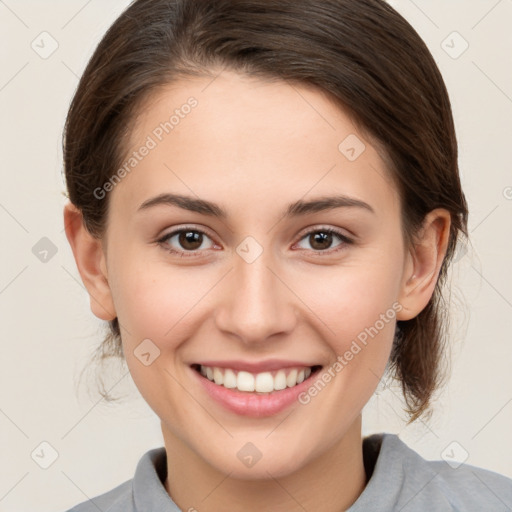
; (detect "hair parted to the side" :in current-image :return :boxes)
[63,0,468,423]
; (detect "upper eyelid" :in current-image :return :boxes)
[296,224,352,240]
[158,225,217,243]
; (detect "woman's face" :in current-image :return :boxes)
[102,70,412,477]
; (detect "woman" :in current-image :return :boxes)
[61,0,512,510]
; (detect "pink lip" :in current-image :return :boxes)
[194,359,317,373]
[189,365,321,418]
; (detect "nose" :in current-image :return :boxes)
[214,246,298,346]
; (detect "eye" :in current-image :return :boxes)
[157,227,217,257]
[294,227,353,254]
[157,225,353,258]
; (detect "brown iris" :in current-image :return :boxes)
[179,231,203,250]
[308,231,333,251]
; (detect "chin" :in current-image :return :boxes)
[203,441,314,481]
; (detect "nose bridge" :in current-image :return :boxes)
[214,242,297,344]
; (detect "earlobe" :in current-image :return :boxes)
[63,202,117,321]
[396,209,451,321]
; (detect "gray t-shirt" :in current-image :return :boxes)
[64,432,512,511]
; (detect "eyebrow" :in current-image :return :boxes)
[137,192,375,218]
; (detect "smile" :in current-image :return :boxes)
[192,364,321,394]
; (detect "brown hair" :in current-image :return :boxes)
[63,0,468,422]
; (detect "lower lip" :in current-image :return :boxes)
[190,366,320,417]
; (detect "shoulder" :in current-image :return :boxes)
[425,455,512,510]
[351,432,512,512]
[62,447,169,512]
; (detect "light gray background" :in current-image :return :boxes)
[0,1,511,511]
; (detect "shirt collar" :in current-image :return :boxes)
[131,433,423,511]
[132,446,181,511]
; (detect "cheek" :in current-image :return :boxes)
[109,251,211,342]
[109,259,202,415]
[292,256,402,341]
[289,254,402,404]
[293,269,400,426]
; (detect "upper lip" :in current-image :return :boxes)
[193,359,320,373]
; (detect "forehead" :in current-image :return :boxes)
[111,70,398,219]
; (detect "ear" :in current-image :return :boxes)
[63,202,116,321]
[396,208,451,321]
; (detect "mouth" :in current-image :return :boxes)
[191,363,322,394]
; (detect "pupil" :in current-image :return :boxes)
[311,232,331,250]
[180,231,202,250]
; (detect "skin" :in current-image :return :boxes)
[64,69,451,512]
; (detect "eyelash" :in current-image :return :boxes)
[156,225,354,258]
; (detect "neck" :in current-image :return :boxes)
[163,416,367,512]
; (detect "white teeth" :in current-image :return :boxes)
[198,365,315,393]
[237,371,255,391]
[223,369,237,388]
[213,367,224,385]
[286,369,298,388]
[255,372,274,393]
[274,370,287,390]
